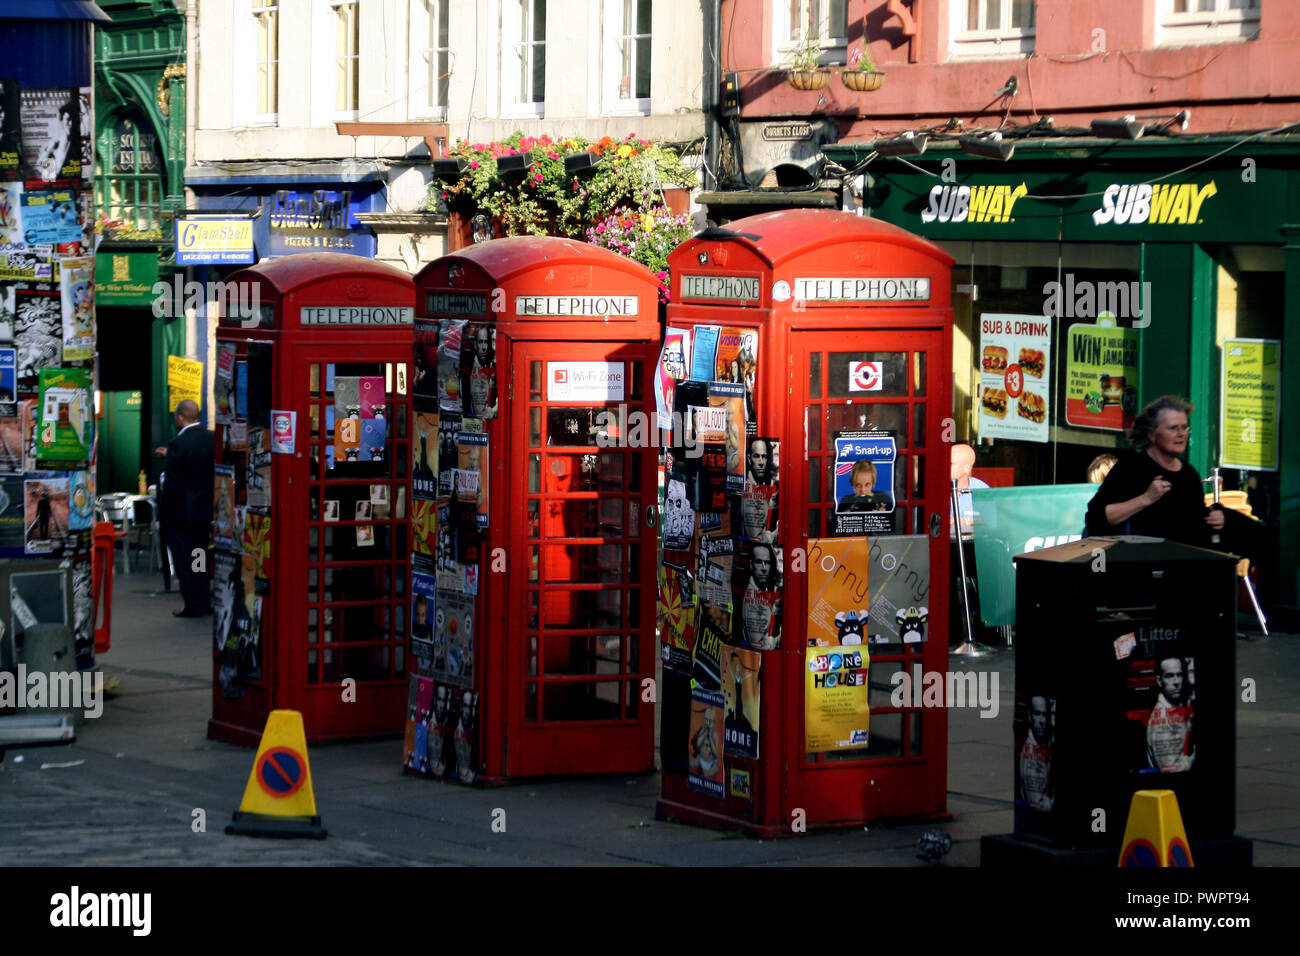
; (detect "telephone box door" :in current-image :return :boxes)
[506,340,657,775]
[290,347,413,737]
[785,327,951,820]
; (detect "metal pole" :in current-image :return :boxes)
[950,478,994,658]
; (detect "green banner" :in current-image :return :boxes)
[968,484,1097,627]
[1220,338,1280,471]
[95,251,159,306]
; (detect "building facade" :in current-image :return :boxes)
[713,0,1300,620]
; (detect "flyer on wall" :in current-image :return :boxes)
[804,644,871,752]
[831,431,896,535]
[978,312,1051,442]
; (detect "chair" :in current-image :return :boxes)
[127,495,160,573]
[94,493,133,575]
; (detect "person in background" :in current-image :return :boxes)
[1085,395,1223,546]
[1087,453,1118,484]
[950,442,988,530]
[158,399,214,617]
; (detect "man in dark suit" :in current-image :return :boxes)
[160,399,214,617]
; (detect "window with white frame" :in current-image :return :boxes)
[334,0,360,114]
[504,0,546,116]
[773,0,848,67]
[604,0,651,113]
[411,0,450,118]
[1158,0,1260,45]
[951,0,1036,59]
[253,0,279,117]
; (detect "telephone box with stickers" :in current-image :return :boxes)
[656,210,955,835]
[208,253,416,745]
[406,237,662,783]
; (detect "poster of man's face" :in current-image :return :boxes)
[746,437,778,486]
[1014,692,1055,811]
[1120,641,1197,775]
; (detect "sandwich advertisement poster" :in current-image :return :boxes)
[978,313,1051,442]
[1065,316,1139,432]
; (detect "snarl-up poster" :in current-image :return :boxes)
[687,685,725,798]
[832,431,896,535]
[721,644,761,759]
[804,644,870,752]
[806,537,871,646]
[713,326,758,434]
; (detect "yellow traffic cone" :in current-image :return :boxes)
[1118,790,1192,867]
[225,710,327,839]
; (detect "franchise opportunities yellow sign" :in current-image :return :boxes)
[1221,338,1281,471]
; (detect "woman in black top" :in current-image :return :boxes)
[1086,395,1224,547]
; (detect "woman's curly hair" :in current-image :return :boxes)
[1128,395,1193,451]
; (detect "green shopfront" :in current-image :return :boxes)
[824,135,1300,623]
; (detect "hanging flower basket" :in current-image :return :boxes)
[842,70,885,92]
[787,69,831,91]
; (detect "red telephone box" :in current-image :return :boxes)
[208,253,415,745]
[409,237,661,782]
[656,210,955,835]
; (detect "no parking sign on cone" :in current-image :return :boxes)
[226,709,327,840]
[1118,790,1191,867]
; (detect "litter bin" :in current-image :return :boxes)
[982,536,1253,865]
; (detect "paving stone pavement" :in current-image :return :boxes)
[1,580,1296,867]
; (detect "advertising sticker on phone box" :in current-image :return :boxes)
[978,313,1051,443]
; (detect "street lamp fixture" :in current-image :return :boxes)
[1090,115,1146,140]
[431,157,467,180]
[958,131,1015,161]
[872,131,928,157]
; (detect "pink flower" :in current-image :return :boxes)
[595,224,606,233]
[533,172,544,183]
[469,160,480,169]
